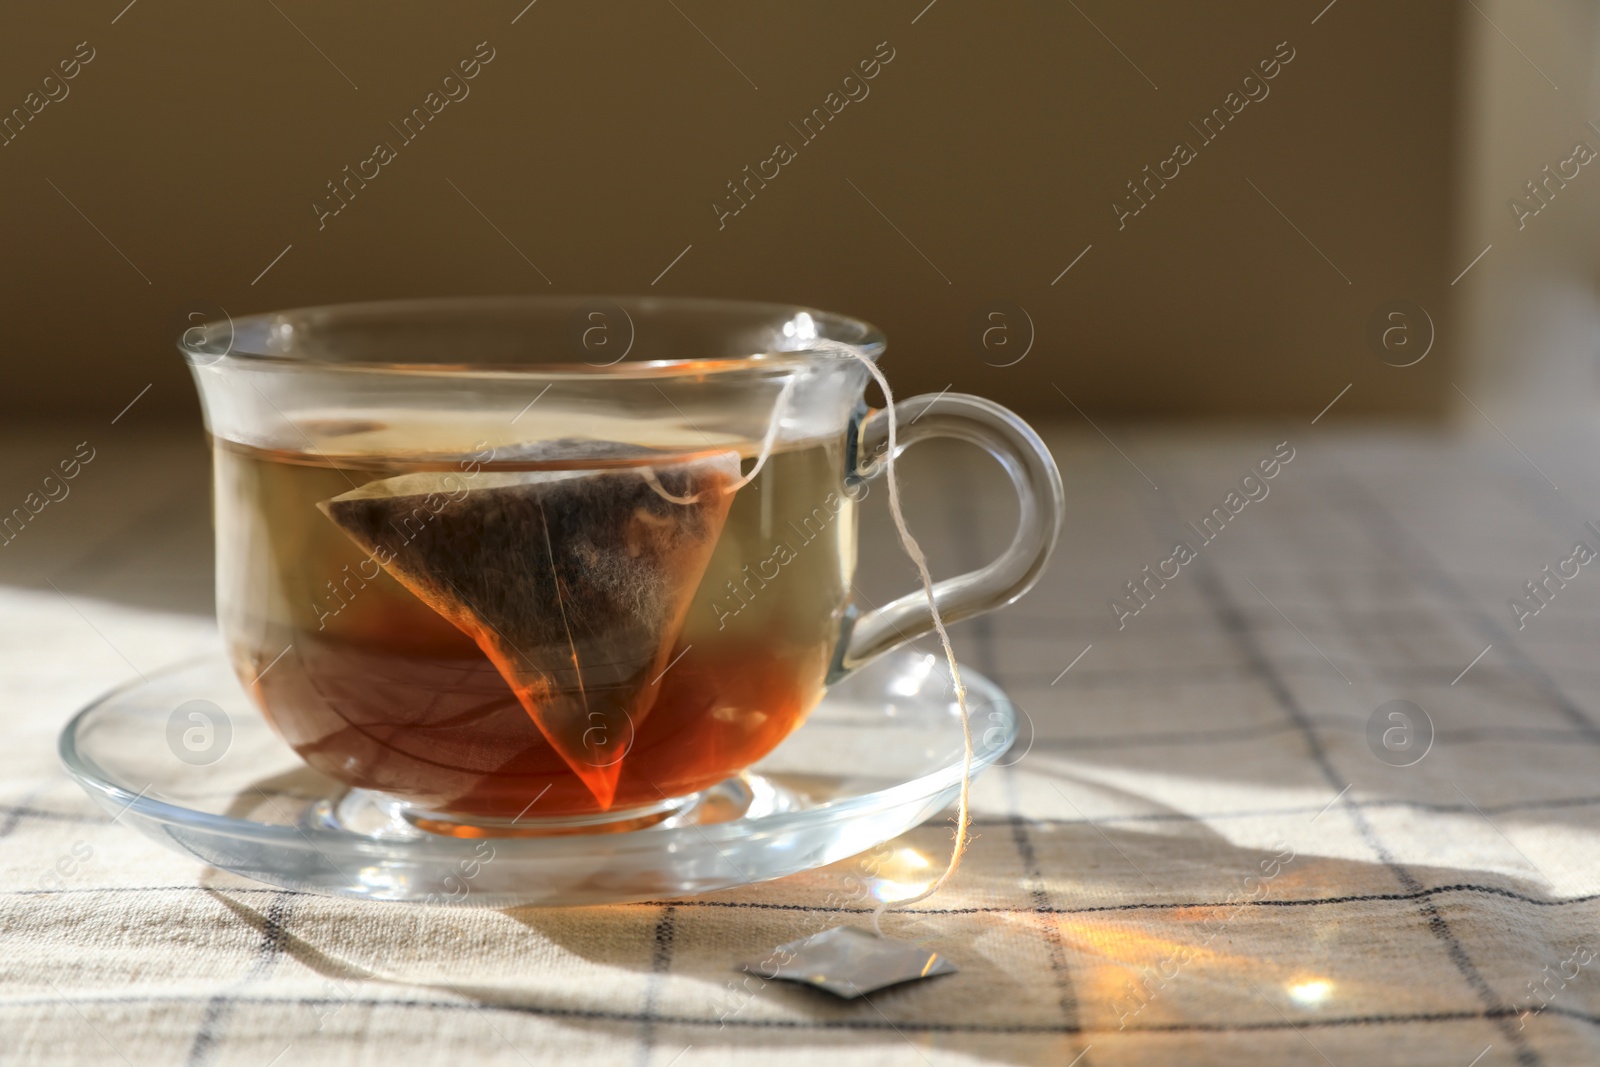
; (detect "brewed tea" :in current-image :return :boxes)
[214,431,856,820]
[320,451,739,809]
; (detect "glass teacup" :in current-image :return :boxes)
[182,297,1062,829]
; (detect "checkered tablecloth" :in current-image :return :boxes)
[6,422,1600,1066]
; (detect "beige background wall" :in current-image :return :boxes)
[1,2,1467,423]
[1454,0,1600,433]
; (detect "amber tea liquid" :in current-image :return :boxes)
[215,435,856,820]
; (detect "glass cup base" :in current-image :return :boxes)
[60,650,1018,907]
[318,774,799,840]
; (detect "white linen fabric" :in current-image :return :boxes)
[4,426,1599,1066]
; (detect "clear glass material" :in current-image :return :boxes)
[176,296,1062,829]
[60,652,1018,906]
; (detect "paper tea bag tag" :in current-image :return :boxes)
[740,926,957,999]
[319,449,741,809]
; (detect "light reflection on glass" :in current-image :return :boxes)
[870,846,933,901]
[781,311,818,341]
[889,655,937,698]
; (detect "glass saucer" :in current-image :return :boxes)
[59,651,1017,907]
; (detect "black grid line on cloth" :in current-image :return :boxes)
[56,478,209,583]
[367,692,1600,741]
[1002,789,1082,1028]
[11,769,1600,844]
[1330,469,1600,742]
[10,988,1600,1036]
[1024,719,1600,750]
[962,791,1600,825]
[1485,449,1600,617]
[942,456,1083,1039]
[183,890,297,1067]
[14,878,1600,914]
[0,785,54,840]
[630,904,677,1067]
[1014,658,1600,687]
[1005,660,1600,692]
[1157,483,1543,1066]
[638,882,1600,915]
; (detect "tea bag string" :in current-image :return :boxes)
[723,375,797,494]
[643,376,797,506]
[813,339,973,932]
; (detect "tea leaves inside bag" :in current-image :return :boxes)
[319,449,739,809]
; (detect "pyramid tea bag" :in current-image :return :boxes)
[319,448,740,809]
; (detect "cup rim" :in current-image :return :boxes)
[181,294,886,378]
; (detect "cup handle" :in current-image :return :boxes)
[828,392,1066,682]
